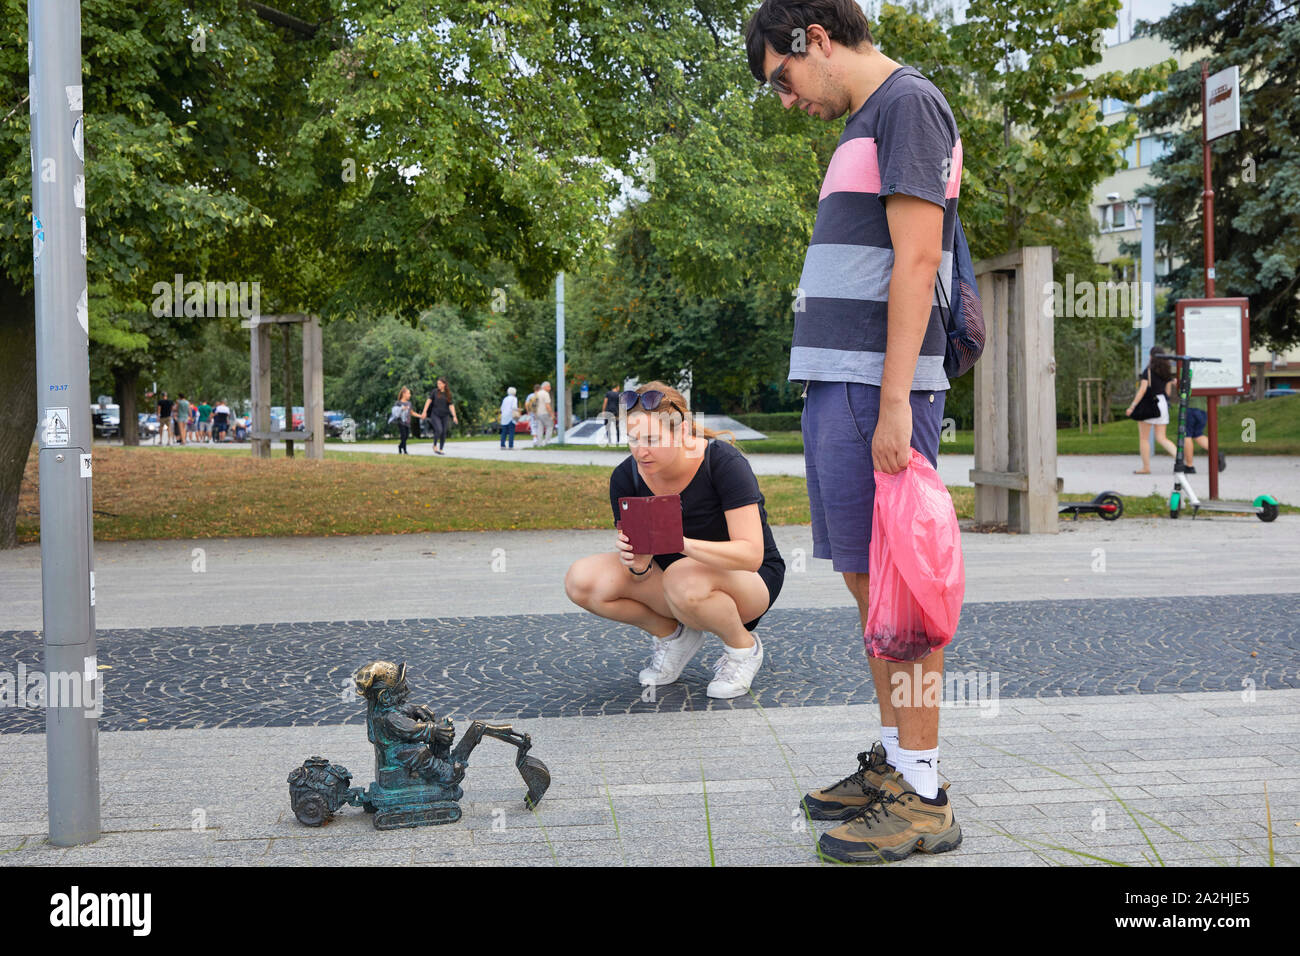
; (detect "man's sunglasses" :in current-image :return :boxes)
[768,53,794,96]
[620,390,671,412]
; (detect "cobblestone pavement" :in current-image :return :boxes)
[2,594,1296,733]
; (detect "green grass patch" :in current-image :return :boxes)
[17,443,1290,543]
[735,394,1300,455]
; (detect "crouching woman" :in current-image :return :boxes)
[564,382,784,698]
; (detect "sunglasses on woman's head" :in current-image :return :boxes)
[620,390,667,412]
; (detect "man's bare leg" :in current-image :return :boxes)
[843,572,895,729]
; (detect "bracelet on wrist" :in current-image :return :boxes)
[628,559,652,576]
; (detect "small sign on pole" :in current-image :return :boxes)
[1205,66,1241,142]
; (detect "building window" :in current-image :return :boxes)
[1101,201,1132,232]
[1119,142,1138,169]
[1101,97,1128,115]
[1139,135,1171,166]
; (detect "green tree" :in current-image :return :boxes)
[1138,0,1300,348]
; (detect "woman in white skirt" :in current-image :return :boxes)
[1126,347,1178,474]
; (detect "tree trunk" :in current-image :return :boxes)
[115,365,140,445]
[0,278,37,550]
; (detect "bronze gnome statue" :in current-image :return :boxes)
[287,660,550,829]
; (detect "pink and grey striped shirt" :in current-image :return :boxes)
[789,66,962,392]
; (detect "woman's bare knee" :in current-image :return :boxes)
[564,556,604,608]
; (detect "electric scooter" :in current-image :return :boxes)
[1059,491,1124,521]
[1162,353,1278,522]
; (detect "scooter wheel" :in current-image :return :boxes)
[1257,502,1278,522]
[1169,492,1180,520]
[1097,493,1123,521]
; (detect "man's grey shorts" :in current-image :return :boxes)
[801,380,947,574]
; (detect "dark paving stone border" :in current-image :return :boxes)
[1,594,1297,733]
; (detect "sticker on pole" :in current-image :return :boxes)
[32,216,44,260]
[65,85,82,112]
[76,287,88,335]
[72,117,83,162]
[44,407,71,446]
[80,453,92,478]
[74,175,84,208]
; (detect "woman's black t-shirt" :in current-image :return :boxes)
[608,439,784,575]
[1142,364,1172,403]
[430,391,452,417]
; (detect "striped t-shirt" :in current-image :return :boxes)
[788,66,962,392]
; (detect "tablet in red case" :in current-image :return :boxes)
[616,494,684,555]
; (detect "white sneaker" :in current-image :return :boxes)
[707,635,764,699]
[638,625,706,686]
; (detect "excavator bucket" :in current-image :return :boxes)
[517,751,551,810]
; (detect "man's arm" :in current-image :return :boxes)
[874,194,945,475]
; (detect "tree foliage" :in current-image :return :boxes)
[1138,0,1300,348]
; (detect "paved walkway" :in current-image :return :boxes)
[2,693,1295,866]
[1,512,1297,866]
[110,436,1300,503]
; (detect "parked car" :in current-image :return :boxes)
[1264,386,1296,398]
[270,405,305,431]
[138,413,159,440]
[324,410,348,437]
[91,403,121,438]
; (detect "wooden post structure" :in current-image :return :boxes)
[970,247,1059,533]
[248,313,323,459]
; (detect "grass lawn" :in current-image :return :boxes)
[16,443,1291,544]
[531,395,1300,456]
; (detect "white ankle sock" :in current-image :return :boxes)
[723,635,758,658]
[895,745,939,799]
[881,727,900,767]
[661,622,684,641]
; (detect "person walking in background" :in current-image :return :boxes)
[601,384,622,445]
[1179,405,1226,474]
[197,398,213,443]
[156,391,174,445]
[747,0,963,863]
[416,376,458,455]
[1126,347,1177,474]
[392,387,414,454]
[499,386,519,449]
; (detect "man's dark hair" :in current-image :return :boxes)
[744,0,875,85]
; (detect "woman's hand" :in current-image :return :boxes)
[616,531,652,572]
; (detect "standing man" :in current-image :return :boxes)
[156,391,174,446]
[175,393,191,445]
[197,398,213,443]
[600,384,621,445]
[746,0,963,863]
[534,381,555,447]
[499,386,519,449]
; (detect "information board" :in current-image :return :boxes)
[1175,298,1250,395]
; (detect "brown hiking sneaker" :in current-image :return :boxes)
[817,771,962,864]
[800,742,894,821]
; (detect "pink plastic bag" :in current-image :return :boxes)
[865,448,965,662]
